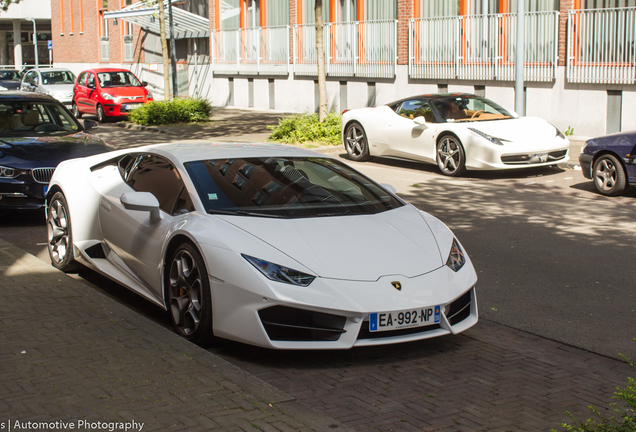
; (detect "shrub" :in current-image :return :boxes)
[128,97,212,126]
[553,345,636,432]
[267,112,342,146]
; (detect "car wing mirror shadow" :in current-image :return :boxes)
[120,192,161,224]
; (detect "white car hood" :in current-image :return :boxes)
[468,117,561,146]
[219,205,444,281]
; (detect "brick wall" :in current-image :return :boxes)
[397,0,413,66]
[558,0,575,67]
[51,0,144,65]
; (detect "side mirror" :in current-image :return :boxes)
[413,116,427,126]
[120,192,161,224]
[380,183,397,194]
[83,119,99,132]
[141,81,148,87]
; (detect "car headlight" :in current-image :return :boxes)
[446,239,466,272]
[0,165,26,179]
[468,128,503,146]
[555,128,566,139]
[242,254,316,287]
[101,92,115,100]
[581,139,595,154]
[146,91,153,100]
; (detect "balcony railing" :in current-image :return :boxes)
[409,12,558,82]
[293,20,397,78]
[567,7,636,84]
[211,25,290,75]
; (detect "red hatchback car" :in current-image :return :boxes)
[73,68,153,122]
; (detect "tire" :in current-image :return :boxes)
[436,135,466,176]
[96,104,106,123]
[167,243,213,346]
[344,122,371,162]
[47,192,82,273]
[593,154,627,196]
[72,103,82,119]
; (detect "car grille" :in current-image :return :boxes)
[445,290,473,326]
[258,306,347,342]
[357,322,441,340]
[501,150,568,165]
[31,168,56,184]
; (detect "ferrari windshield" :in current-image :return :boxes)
[0,100,81,135]
[185,157,404,218]
[432,95,515,123]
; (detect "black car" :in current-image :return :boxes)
[0,69,22,91]
[0,91,111,210]
[579,130,636,196]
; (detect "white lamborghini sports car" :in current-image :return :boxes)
[46,143,478,349]
[342,93,570,176]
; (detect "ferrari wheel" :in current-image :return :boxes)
[96,104,106,123]
[593,154,626,196]
[436,135,466,177]
[344,122,371,161]
[47,192,81,273]
[167,243,213,346]
[72,103,82,119]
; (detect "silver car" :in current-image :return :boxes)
[20,68,76,108]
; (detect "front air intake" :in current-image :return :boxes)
[258,306,347,342]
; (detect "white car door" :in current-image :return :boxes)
[98,153,195,297]
[385,98,437,163]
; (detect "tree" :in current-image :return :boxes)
[315,0,327,122]
[1,0,19,12]
[155,0,171,100]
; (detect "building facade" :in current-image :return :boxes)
[0,0,52,68]
[51,0,636,137]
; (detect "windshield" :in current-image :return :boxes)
[432,95,515,122]
[41,71,76,85]
[0,100,81,135]
[0,70,20,82]
[97,71,142,88]
[185,157,404,218]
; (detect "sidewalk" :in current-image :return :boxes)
[0,238,354,432]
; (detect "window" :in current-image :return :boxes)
[396,99,435,122]
[124,154,194,215]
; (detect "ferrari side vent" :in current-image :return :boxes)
[258,306,347,342]
[84,243,107,259]
[445,290,472,326]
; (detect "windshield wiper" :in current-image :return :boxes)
[207,208,283,218]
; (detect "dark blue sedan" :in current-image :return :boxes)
[579,131,636,196]
[0,91,111,210]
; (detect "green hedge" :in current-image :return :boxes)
[128,97,212,126]
[267,112,342,146]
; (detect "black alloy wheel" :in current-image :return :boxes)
[47,192,81,273]
[167,243,213,346]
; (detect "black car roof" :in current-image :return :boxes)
[0,91,59,103]
[386,92,477,107]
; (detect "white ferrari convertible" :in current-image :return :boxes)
[46,142,478,349]
[342,93,570,176]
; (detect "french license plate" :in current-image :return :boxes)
[369,306,440,332]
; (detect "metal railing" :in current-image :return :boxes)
[211,25,290,75]
[567,7,636,84]
[409,11,558,82]
[100,38,109,62]
[293,20,397,78]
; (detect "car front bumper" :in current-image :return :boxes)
[579,153,593,179]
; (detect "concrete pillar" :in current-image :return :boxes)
[13,20,22,69]
[0,31,7,65]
